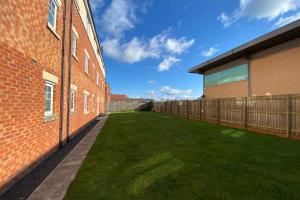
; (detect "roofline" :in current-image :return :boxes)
[86,0,107,74]
[188,19,300,74]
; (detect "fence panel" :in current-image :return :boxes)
[291,96,300,138]
[106,100,149,112]
[219,98,244,128]
[247,96,287,137]
[153,94,300,140]
[202,99,218,123]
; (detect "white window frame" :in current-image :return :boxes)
[71,89,75,112]
[84,50,90,75]
[45,82,54,116]
[86,13,91,35]
[72,27,79,57]
[84,91,89,114]
[48,0,58,31]
[96,72,99,86]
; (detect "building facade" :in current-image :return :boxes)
[189,20,300,99]
[0,0,106,193]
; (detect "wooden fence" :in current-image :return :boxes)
[106,100,150,112]
[153,94,300,140]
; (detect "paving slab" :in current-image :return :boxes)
[28,116,108,200]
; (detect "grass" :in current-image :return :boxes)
[64,112,300,200]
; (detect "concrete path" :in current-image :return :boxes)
[28,116,108,200]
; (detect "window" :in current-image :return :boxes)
[72,28,78,57]
[96,72,99,86]
[45,82,54,116]
[48,0,57,30]
[71,89,75,112]
[86,13,91,35]
[204,64,248,87]
[84,50,89,74]
[84,93,89,113]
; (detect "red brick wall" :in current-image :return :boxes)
[0,0,106,193]
[69,3,106,135]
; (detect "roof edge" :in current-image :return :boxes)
[188,19,300,74]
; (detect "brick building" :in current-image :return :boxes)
[189,19,300,99]
[111,94,128,101]
[0,0,106,193]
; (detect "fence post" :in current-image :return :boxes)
[286,96,291,138]
[244,97,248,130]
[186,101,189,119]
[217,99,220,124]
[199,100,202,121]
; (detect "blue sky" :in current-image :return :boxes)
[90,0,300,100]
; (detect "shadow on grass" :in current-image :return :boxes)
[124,152,184,195]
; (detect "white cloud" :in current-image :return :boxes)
[122,37,157,63]
[218,13,235,28]
[102,29,194,64]
[219,0,300,28]
[160,86,192,96]
[102,37,158,63]
[201,47,219,57]
[145,87,196,100]
[100,0,195,67]
[148,80,156,84]
[166,38,195,54]
[148,90,156,99]
[90,0,105,12]
[275,12,300,27]
[158,56,181,71]
[238,0,300,20]
[101,0,138,37]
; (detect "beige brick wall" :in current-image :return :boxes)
[251,38,300,96]
[203,38,300,98]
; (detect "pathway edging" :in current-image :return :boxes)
[28,116,108,200]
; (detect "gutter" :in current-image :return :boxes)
[66,0,74,142]
[59,0,68,148]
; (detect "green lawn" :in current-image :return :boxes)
[65,112,300,200]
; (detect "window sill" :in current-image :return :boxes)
[72,54,79,62]
[44,114,56,123]
[84,111,89,115]
[71,110,77,115]
[47,24,61,40]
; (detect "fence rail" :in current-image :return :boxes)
[153,94,300,140]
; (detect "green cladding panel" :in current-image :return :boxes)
[204,64,248,87]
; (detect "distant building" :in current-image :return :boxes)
[111,94,128,101]
[189,19,300,99]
